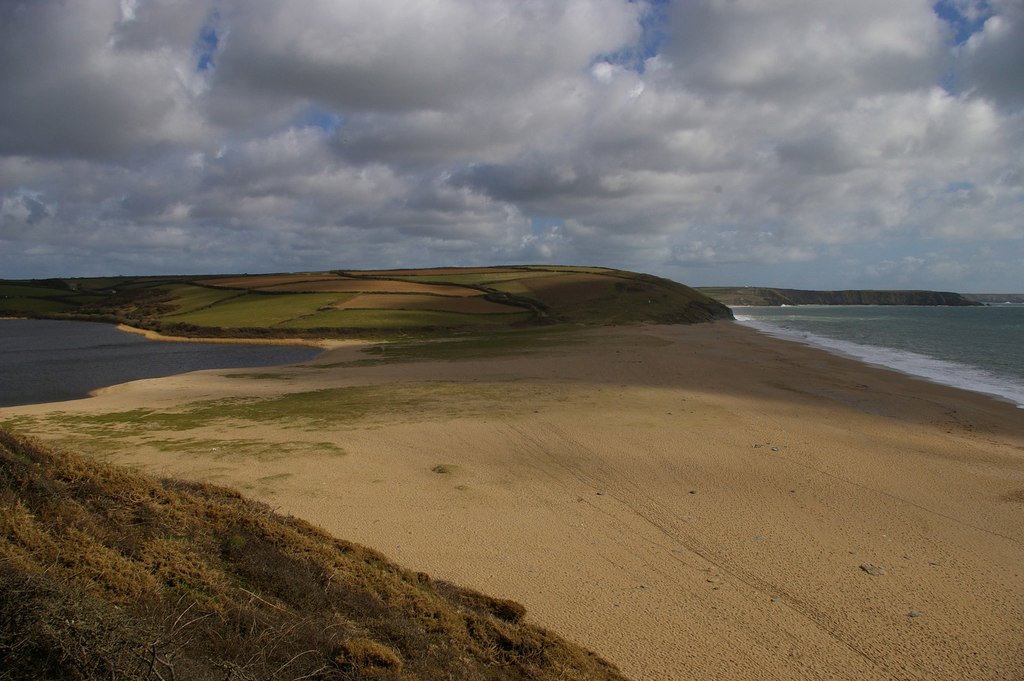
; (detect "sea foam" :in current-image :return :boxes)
[734,315,1024,409]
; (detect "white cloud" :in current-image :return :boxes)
[0,0,1022,291]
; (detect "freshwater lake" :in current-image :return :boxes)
[0,319,322,407]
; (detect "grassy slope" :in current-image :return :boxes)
[0,266,731,337]
[0,428,630,681]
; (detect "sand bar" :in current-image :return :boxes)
[2,320,1022,681]
[114,323,359,349]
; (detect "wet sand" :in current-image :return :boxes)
[2,320,1023,680]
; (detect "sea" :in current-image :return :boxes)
[732,304,1024,409]
[0,319,322,408]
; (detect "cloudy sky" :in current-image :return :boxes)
[1,0,1022,291]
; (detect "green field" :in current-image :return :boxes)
[0,297,75,314]
[161,292,348,327]
[0,284,74,298]
[155,284,248,315]
[277,308,532,329]
[0,266,732,336]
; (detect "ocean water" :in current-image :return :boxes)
[0,319,322,407]
[732,305,1024,408]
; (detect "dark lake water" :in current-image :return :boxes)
[0,320,322,407]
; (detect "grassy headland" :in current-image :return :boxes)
[0,266,731,340]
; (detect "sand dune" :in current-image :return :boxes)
[3,321,1022,680]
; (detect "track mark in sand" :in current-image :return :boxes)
[505,420,746,571]
[498,421,701,570]
[756,446,1024,547]
[499,420,915,680]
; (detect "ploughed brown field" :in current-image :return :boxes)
[330,293,519,314]
[199,275,487,296]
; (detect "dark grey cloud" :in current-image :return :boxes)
[205,0,640,123]
[958,1,1024,104]
[451,161,620,204]
[0,0,209,159]
[775,132,863,176]
[661,0,946,101]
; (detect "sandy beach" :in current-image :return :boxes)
[2,320,1022,681]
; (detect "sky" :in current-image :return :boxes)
[1,0,1022,292]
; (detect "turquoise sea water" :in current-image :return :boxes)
[733,305,1024,408]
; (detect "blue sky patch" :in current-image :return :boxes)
[295,105,342,134]
[530,217,564,235]
[932,0,992,45]
[594,0,670,73]
[196,14,220,72]
[945,181,976,193]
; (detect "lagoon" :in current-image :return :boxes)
[0,319,321,407]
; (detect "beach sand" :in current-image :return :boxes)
[2,320,1022,680]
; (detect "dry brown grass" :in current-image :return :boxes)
[331,294,519,314]
[348,268,526,277]
[197,274,345,289]
[199,274,483,297]
[261,281,483,296]
[0,427,632,681]
[509,273,619,306]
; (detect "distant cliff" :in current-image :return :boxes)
[963,293,1024,304]
[699,287,983,307]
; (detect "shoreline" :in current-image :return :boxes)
[732,307,1024,410]
[2,320,1023,680]
[740,321,1024,410]
[121,318,1024,414]
[8,315,1021,413]
[114,323,360,351]
[0,317,362,349]
[0,319,351,408]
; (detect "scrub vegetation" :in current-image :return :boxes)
[0,382,547,450]
[0,428,631,681]
[0,266,731,338]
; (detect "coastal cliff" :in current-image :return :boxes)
[699,287,982,307]
[964,293,1024,304]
